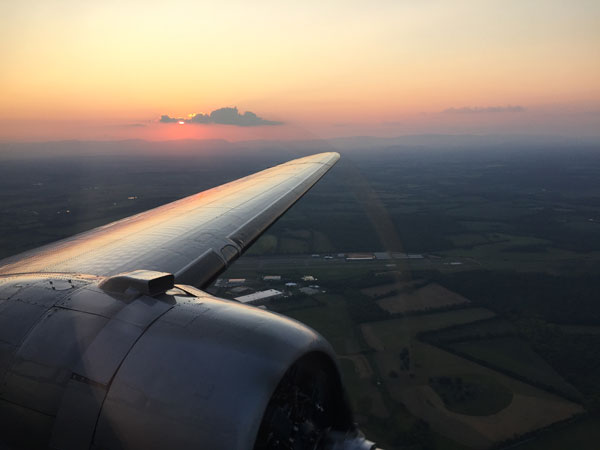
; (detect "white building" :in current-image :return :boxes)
[234,289,283,304]
[346,253,375,261]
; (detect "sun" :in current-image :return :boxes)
[178,121,185,125]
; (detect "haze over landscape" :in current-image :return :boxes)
[1,2,600,450]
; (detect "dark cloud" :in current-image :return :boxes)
[159,115,180,123]
[443,105,526,114]
[160,107,282,126]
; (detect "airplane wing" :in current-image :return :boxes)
[0,152,340,287]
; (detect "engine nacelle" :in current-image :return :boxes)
[0,273,378,450]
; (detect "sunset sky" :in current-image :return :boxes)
[1,0,599,141]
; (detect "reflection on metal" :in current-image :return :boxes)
[0,273,373,449]
[220,244,240,263]
[99,270,175,296]
[0,154,382,449]
[0,152,340,289]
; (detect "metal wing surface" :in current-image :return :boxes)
[0,152,340,287]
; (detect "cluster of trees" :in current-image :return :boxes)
[527,328,600,409]
[429,376,480,406]
[432,270,600,325]
[399,347,410,370]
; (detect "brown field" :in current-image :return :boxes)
[359,311,583,449]
[360,280,421,297]
[357,386,390,420]
[361,324,389,352]
[360,308,495,352]
[399,385,583,449]
[376,283,470,314]
[339,354,374,378]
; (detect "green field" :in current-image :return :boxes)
[557,324,600,335]
[280,294,370,354]
[338,358,389,419]
[447,337,581,400]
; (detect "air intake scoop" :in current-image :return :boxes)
[99,270,174,296]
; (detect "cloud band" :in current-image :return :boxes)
[160,107,282,126]
[443,105,526,114]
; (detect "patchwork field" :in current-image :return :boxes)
[398,383,583,449]
[360,308,496,351]
[351,306,583,448]
[221,265,591,449]
[380,341,583,449]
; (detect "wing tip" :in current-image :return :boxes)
[324,151,341,167]
[312,151,341,166]
[286,152,340,167]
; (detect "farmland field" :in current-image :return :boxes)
[375,283,470,314]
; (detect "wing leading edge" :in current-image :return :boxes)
[0,152,340,287]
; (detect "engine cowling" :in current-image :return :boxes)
[0,273,378,450]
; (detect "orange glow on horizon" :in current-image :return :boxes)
[0,1,598,140]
